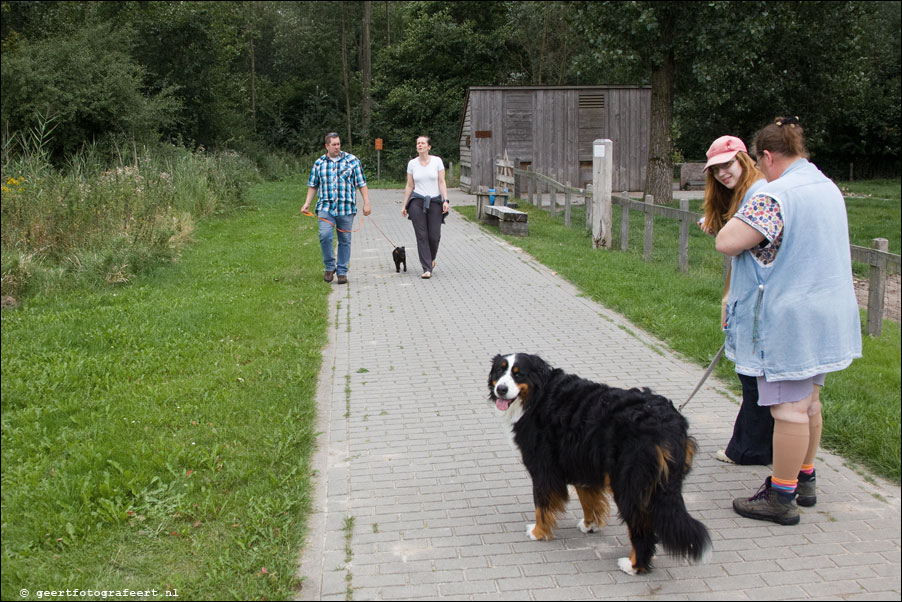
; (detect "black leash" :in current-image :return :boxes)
[678,344,724,413]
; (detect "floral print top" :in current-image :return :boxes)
[736,193,783,265]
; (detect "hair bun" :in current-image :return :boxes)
[775,116,800,128]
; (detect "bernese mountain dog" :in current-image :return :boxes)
[488,353,711,575]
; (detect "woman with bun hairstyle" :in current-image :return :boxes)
[700,136,772,467]
[717,117,861,525]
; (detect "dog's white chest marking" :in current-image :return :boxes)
[494,354,525,448]
[499,401,524,449]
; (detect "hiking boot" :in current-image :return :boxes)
[733,477,800,525]
[337,274,348,284]
[797,472,817,507]
[324,270,335,283]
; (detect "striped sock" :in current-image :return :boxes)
[771,476,798,496]
[799,464,815,480]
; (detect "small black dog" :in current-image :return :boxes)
[392,246,407,272]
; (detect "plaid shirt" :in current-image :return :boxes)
[307,151,367,216]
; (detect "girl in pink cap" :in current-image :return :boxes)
[700,135,771,466]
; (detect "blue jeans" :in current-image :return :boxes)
[318,211,355,275]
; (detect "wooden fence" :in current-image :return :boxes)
[497,156,900,336]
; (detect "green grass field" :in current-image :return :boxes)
[1,181,328,600]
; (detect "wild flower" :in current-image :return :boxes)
[2,176,25,193]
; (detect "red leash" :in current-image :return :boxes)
[302,210,365,233]
[302,210,397,248]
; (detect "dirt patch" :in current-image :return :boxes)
[854,273,900,323]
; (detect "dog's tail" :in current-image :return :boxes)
[654,438,711,564]
[654,496,712,564]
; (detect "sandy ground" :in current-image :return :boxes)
[854,272,900,323]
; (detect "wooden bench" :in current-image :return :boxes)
[483,204,529,236]
[475,185,510,221]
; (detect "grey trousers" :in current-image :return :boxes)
[407,197,444,273]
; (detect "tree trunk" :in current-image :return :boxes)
[361,1,372,143]
[644,47,674,205]
[249,35,256,134]
[341,4,353,147]
[385,0,391,46]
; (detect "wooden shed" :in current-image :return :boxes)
[458,85,651,193]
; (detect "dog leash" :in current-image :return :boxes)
[302,210,366,233]
[302,209,398,249]
[366,216,399,249]
[678,343,724,413]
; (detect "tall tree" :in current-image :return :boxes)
[1,19,177,157]
[645,9,676,205]
[572,1,700,203]
[123,1,249,147]
[361,0,373,143]
[340,2,354,147]
[371,1,510,174]
[505,3,583,86]
[666,1,900,179]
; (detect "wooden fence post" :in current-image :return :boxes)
[513,158,521,199]
[565,181,572,227]
[585,183,593,230]
[643,194,654,261]
[592,139,613,249]
[476,185,487,221]
[620,191,630,251]
[679,198,689,272]
[867,237,888,336]
[550,174,558,218]
[527,166,534,205]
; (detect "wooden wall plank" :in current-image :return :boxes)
[465,86,649,193]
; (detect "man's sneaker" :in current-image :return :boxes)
[797,472,816,507]
[337,274,348,284]
[324,270,335,283]
[733,477,800,525]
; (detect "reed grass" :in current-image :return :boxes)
[1,143,260,299]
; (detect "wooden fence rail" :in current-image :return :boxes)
[500,158,900,337]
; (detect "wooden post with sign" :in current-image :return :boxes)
[592,139,613,249]
[374,138,383,179]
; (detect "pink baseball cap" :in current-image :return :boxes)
[704,136,747,170]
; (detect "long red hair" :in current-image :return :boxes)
[701,152,763,234]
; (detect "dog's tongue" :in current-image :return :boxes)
[496,399,511,411]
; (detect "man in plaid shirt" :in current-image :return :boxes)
[302,132,372,284]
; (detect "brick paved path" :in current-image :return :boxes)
[297,189,901,600]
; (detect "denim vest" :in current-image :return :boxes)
[723,159,862,380]
[743,177,767,207]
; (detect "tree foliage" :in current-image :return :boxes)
[1,17,177,157]
[1,0,898,180]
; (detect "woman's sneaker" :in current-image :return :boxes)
[733,477,800,525]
